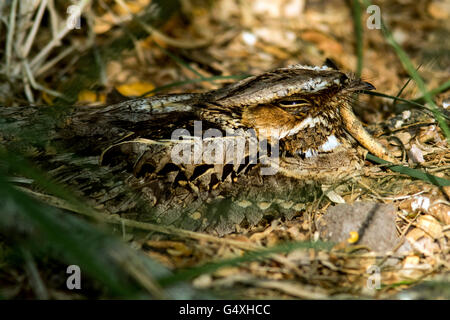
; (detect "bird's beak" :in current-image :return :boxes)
[361,81,375,91]
[350,80,376,93]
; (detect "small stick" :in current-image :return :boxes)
[22,66,35,103]
[30,0,91,70]
[5,0,18,76]
[137,18,211,49]
[21,0,48,59]
[341,105,396,163]
[35,46,75,77]
[23,61,67,99]
[47,0,59,39]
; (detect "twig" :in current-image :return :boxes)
[357,180,384,200]
[5,0,18,76]
[341,105,396,162]
[21,0,48,59]
[368,191,425,201]
[0,1,6,18]
[109,217,260,251]
[30,0,91,71]
[22,65,35,103]
[108,249,167,299]
[35,46,75,77]
[246,279,328,299]
[13,0,35,54]
[377,213,419,267]
[47,0,59,39]
[23,60,69,100]
[136,18,211,49]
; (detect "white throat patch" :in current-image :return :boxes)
[319,135,340,152]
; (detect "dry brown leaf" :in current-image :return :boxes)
[93,12,116,34]
[427,0,450,19]
[145,240,193,256]
[113,0,151,15]
[428,203,450,225]
[415,215,443,239]
[249,226,274,242]
[300,31,343,59]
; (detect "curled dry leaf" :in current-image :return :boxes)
[408,144,425,163]
[406,215,442,257]
[415,215,443,239]
[428,202,450,225]
[396,131,412,146]
[406,230,440,256]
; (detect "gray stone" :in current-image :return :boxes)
[317,202,403,253]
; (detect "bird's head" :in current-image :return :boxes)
[206,63,375,158]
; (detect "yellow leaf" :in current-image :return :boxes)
[77,90,106,104]
[113,0,151,15]
[42,91,54,105]
[116,82,155,97]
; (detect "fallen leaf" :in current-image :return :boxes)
[416,215,443,239]
[77,90,106,104]
[116,82,155,97]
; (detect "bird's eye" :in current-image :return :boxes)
[340,73,348,83]
[278,99,311,107]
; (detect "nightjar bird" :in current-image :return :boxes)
[2,62,394,234]
[86,62,392,180]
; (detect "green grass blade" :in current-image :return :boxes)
[394,63,422,107]
[363,90,450,120]
[366,154,450,187]
[0,150,103,220]
[0,175,144,297]
[414,80,450,103]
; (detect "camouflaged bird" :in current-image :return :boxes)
[1,62,395,234]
